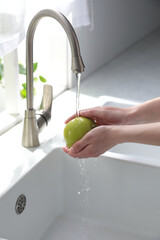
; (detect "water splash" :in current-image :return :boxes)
[78,158,92,239]
[76,73,81,117]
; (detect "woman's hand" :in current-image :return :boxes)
[63,122,160,158]
[65,97,160,126]
[63,106,133,158]
[63,125,122,158]
[65,106,132,126]
[63,97,160,158]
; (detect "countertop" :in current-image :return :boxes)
[78,27,160,103]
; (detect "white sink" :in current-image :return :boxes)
[1,96,160,240]
[0,145,160,240]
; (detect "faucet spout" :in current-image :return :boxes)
[26,9,85,110]
[22,9,85,148]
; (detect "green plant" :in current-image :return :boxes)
[0,58,47,99]
[19,62,47,98]
[0,58,4,82]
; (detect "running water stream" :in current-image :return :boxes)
[75,73,94,239]
[76,73,81,117]
[78,159,91,239]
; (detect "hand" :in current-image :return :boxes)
[65,106,131,126]
[63,125,121,158]
[63,106,131,158]
[63,98,160,158]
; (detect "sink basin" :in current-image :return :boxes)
[97,95,140,108]
[1,96,160,240]
[0,145,160,240]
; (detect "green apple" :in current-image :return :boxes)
[64,117,97,148]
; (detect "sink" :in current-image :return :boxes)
[0,145,160,240]
[97,95,140,108]
[1,96,160,240]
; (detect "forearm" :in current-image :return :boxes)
[126,97,160,124]
[116,122,160,146]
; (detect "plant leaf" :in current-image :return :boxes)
[22,83,27,89]
[19,63,26,75]
[39,75,47,83]
[33,62,38,73]
[20,89,26,99]
[0,62,4,81]
[33,87,36,95]
[19,62,37,75]
[34,77,38,82]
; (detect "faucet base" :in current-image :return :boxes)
[22,109,40,148]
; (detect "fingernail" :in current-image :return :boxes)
[63,146,69,151]
[70,146,74,153]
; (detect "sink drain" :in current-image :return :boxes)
[15,194,26,214]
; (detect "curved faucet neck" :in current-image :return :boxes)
[26,9,85,110]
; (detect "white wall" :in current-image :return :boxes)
[76,0,160,79]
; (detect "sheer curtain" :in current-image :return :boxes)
[0,0,92,74]
[0,0,25,56]
[56,0,93,29]
[0,0,25,116]
[25,0,92,29]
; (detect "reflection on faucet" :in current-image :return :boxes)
[22,9,85,148]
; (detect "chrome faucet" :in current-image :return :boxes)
[22,9,85,148]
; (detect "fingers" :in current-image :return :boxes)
[64,136,87,155]
[63,132,89,157]
[64,108,95,123]
[64,113,77,124]
[64,108,93,124]
[63,145,90,158]
[63,143,100,158]
[63,132,99,158]
[80,107,101,119]
[64,106,104,124]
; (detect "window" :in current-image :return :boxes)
[0,0,71,135]
[18,0,72,100]
[0,0,25,134]
[0,0,91,135]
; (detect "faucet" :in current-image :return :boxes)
[22,9,85,148]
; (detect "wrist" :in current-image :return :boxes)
[109,124,138,145]
[124,106,140,125]
[108,125,127,144]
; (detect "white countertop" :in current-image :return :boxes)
[1,27,160,197]
[79,27,160,102]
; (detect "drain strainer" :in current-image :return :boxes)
[15,194,26,214]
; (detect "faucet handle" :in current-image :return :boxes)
[39,84,53,111]
[36,84,53,131]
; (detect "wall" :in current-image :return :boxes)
[76,0,160,79]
